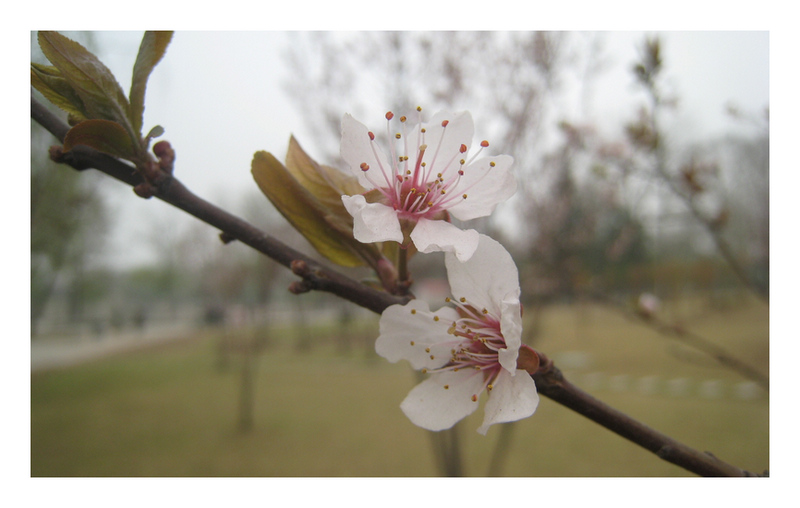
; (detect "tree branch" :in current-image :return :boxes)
[31,95,762,477]
[532,354,761,476]
[642,71,769,303]
[590,292,769,391]
[31,95,406,315]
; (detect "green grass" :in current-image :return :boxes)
[31,297,769,477]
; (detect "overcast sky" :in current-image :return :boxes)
[33,30,769,269]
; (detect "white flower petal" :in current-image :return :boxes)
[447,155,516,222]
[376,301,460,370]
[497,297,523,373]
[410,218,480,262]
[418,111,474,184]
[340,113,392,190]
[400,370,485,431]
[341,194,403,244]
[477,369,539,435]
[445,234,520,316]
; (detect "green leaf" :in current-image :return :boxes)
[282,137,414,265]
[285,135,366,212]
[30,64,88,121]
[37,31,135,140]
[252,151,382,268]
[63,119,137,160]
[130,31,173,135]
[144,125,165,147]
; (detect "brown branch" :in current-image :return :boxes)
[31,95,763,477]
[31,95,406,315]
[532,354,762,477]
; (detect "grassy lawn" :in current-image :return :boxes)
[31,297,769,477]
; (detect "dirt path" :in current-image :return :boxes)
[31,324,201,372]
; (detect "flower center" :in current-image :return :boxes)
[422,296,507,402]
[359,108,491,220]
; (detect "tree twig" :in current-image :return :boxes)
[590,292,769,391]
[31,95,407,316]
[30,95,763,477]
[641,65,768,303]
[532,353,762,477]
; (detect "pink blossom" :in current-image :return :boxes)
[340,109,516,262]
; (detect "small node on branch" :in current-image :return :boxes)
[288,280,312,294]
[395,278,414,296]
[48,145,66,163]
[290,259,310,276]
[219,231,237,244]
[133,182,156,199]
[153,140,175,174]
[138,159,162,182]
[49,145,91,170]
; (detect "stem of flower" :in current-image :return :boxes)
[397,245,412,296]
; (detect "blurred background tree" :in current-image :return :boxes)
[283,32,768,313]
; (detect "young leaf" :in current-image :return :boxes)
[63,119,137,161]
[284,135,365,212]
[144,125,165,147]
[283,137,413,265]
[30,64,88,121]
[130,31,173,135]
[37,31,135,140]
[252,151,381,268]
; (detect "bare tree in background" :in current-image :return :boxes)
[622,37,769,301]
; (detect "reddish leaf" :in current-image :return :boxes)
[252,151,382,268]
[63,119,137,160]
